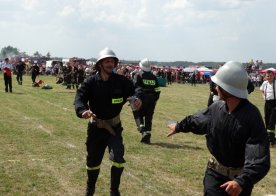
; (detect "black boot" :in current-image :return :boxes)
[268,132,276,146]
[85,169,100,196]
[141,132,151,144]
[110,166,123,196]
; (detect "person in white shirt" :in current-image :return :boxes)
[260,70,276,145]
[1,58,13,93]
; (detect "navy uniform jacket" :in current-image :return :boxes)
[133,71,160,102]
[75,72,141,120]
[175,100,270,189]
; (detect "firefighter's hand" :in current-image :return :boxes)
[167,123,177,137]
[82,110,96,119]
[220,180,242,196]
[134,98,142,110]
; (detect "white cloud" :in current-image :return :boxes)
[23,0,40,10]
[0,0,276,62]
[59,5,76,16]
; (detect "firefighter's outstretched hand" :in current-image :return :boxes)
[134,98,142,110]
[82,110,96,119]
[167,123,177,137]
[220,181,242,196]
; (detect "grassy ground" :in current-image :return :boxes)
[0,74,275,196]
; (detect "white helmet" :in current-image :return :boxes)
[95,48,119,69]
[211,61,248,99]
[139,58,151,72]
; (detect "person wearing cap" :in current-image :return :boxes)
[260,69,276,146]
[133,58,161,144]
[167,61,270,195]
[1,58,13,93]
[74,48,142,196]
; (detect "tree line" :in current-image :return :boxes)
[1,45,275,69]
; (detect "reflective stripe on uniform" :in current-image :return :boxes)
[111,161,125,168]
[112,97,123,104]
[143,79,155,85]
[267,129,275,133]
[86,165,101,170]
[155,87,160,92]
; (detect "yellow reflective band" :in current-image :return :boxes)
[143,79,155,86]
[155,87,160,92]
[86,165,101,170]
[111,161,125,168]
[112,97,123,104]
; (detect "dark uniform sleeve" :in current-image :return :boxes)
[209,81,217,95]
[74,78,91,118]
[175,108,210,135]
[132,73,144,99]
[123,76,141,102]
[234,108,270,190]
[154,76,161,101]
[247,79,255,94]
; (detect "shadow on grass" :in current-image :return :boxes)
[56,91,76,93]
[4,92,25,95]
[150,142,204,150]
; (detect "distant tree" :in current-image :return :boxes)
[33,51,42,57]
[46,52,51,58]
[0,46,20,59]
[20,51,28,57]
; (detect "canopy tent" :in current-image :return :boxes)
[258,67,276,74]
[183,67,198,73]
[197,66,213,72]
[201,71,214,76]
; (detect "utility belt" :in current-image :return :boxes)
[90,114,121,136]
[265,99,276,104]
[207,156,242,180]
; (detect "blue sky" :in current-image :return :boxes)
[1,0,276,63]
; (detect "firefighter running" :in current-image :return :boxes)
[74,48,142,196]
[167,61,270,195]
[133,58,160,144]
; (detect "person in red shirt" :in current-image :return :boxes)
[2,58,13,93]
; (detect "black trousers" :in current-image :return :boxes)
[4,73,12,92]
[264,100,276,130]
[16,72,23,84]
[204,167,253,196]
[138,94,157,132]
[31,73,38,83]
[86,122,125,168]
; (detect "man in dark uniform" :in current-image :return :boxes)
[15,60,26,85]
[133,58,160,144]
[65,63,73,89]
[30,62,39,84]
[207,80,218,106]
[167,61,270,196]
[76,64,85,89]
[74,48,142,196]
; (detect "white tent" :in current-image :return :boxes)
[265,67,276,71]
[183,67,197,72]
[197,66,213,72]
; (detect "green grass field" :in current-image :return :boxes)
[0,74,275,196]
